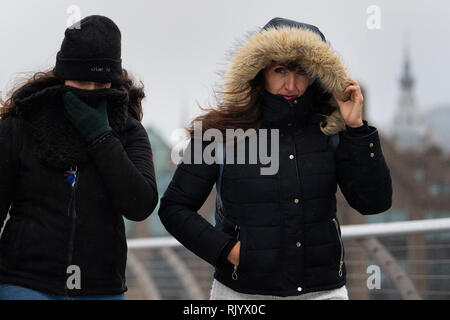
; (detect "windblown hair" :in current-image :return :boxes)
[187,70,266,139]
[187,65,336,140]
[187,25,351,139]
[0,69,146,121]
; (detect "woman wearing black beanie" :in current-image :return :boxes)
[0,15,158,300]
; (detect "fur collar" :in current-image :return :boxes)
[13,83,129,169]
[222,26,351,135]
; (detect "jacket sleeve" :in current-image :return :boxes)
[87,117,158,221]
[0,116,22,230]
[158,139,235,267]
[335,120,393,215]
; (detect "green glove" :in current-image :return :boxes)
[63,92,112,143]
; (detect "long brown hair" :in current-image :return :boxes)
[187,70,265,139]
[0,69,146,121]
[186,63,332,139]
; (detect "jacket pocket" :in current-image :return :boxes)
[231,224,241,280]
[332,218,344,277]
[217,214,246,281]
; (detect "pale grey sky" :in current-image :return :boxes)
[1,0,449,143]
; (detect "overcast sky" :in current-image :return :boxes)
[1,0,449,143]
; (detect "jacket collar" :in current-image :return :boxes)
[259,89,314,129]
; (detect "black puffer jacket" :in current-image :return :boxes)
[159,89,392,296]
[158,18,392,296]
[0,83,158,296]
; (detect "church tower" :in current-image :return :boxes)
[390,40,431,151]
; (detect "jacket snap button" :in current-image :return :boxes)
[294,198,299,204]
[296,242,301,247]
[370,153,375,158]
[293,100,298,104]
[289,155,294,160]
[297,286,302,292]
[369,143,374,148]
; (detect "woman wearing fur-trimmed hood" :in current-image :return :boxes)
[159,17,392,299]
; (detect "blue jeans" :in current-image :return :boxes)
[0,284,126,300]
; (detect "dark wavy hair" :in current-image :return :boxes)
[0,69,146,121]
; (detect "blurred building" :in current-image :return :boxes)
[388,45,432,152]
[124,126,217,299]
[422,106,450,153]
[340,46,450,300]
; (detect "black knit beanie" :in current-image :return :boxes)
[53,15,122,84]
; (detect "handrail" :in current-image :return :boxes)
[341,217,450,239]
[128,236,180,249]
[127,218,450,249]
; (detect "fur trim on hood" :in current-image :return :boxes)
[222,21,351,135]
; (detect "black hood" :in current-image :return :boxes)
[262,17,326,42]
[222,17,351,136]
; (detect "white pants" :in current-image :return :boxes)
[210,279,349,300]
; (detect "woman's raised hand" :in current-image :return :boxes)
[332,78,364,128]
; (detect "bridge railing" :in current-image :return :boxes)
[125,218,450,300]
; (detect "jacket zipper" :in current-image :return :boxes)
[231,225,240,281]
[65,166,79,294]
[287,100,302,200]
[292,140,301,194]
[332,218,344,277]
